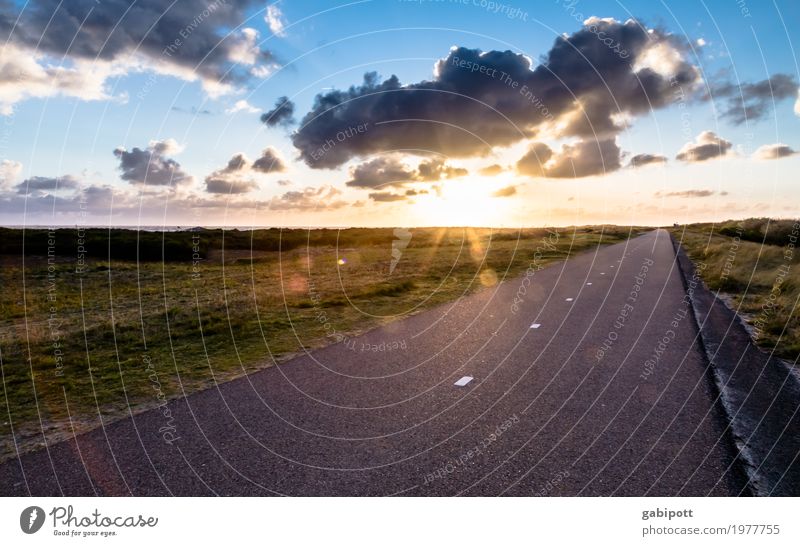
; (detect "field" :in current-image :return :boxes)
[669,218,800,361]
[0,225,643,460]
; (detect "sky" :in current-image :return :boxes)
[0,0,798,228]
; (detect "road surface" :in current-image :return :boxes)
[0,229,747,496]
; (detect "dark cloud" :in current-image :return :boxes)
[252,147,287,173]
[712,74,798,124]
[368,191,408,202]
[113,140,192,186]
[16,175,80,194]
[415,158,468,181]
[1,0,275,90]
[346,157,416,188]
[346,156,467,188]
[492,185,517,197]
[268,185,347,211]
[628,153,667,167]
[516,139,622,178]
[676,131,732,162]
[516,142,554,177]
[260,96,295,127]
[656,189,716,198]
[479,164,506,176]
[276,179,293,186]
[753,143,797,160]
[292,19,700,168]
[205,177,258,194]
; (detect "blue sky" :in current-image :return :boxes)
[0,0,798,226]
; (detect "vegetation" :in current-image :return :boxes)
[0,225,644,460]
[669,218,800,361]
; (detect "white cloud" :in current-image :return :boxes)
[265,5,287,37]
[0,159,22,189]
[795,88,800,117]
[696,38,707,46]
[0,45,127,114]
[225,99,262,115]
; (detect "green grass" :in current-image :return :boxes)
[669,219,800,361]
[0,225,645,460]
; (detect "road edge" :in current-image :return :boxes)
[670,234,800,496]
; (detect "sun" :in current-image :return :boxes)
[410,177,516,227]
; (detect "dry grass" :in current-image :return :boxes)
[669,219,800,361]
[0,225,644,460]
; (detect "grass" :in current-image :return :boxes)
[0,225,645,460]
[669,218,800,361]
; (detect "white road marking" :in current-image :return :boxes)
[454,376,474,387]
[586,282,592,285]
[565,298,574,302]
[530,323,541,329]
[600,272,606,275]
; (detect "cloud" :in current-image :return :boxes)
[416,158,468,181]
[628,153,667,167]
[753,143,797,160]
[346,157,417,188]
[0,159,22,189]
[252,147,288,173]
[265,4,287,37]
[113,139,192,186]
[226,99,261,115]
[276,179,293,186]
[205,177,258,194]
[16,175,81,194]
[368,191,408,202]
[260,96,296,127]
[479,164,506,176]
[268,185,347,211]
[516,138,622,178]
[516,143,554,177]
[676,131,732,162]
[492,185,517,197]
[656,189,716,198]
[346,156,467,188]
[712,74,799,125]
[292,19,701,168]
[0,0,277,111]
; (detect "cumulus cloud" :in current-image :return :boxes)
[292,18,701,168]
[492,185,517,197]
[205,177,258,194]
[204,153,258,194]
[16,175,81,194]
[753,143,797,160]
[628,153,667,167]
[656,189,717,198]
[0,159,22,189]
[252,147,288,173]
[265,4,287,37]
[368,191,408,202]
[676,131,732,162]
[261,96,295,127]
[712,74,799,124]
[516,139,622,178]
[226,99,261,114]
[479,164,506,176]
[268,185,347,211]
[0,0,277,111]
[345,156,467,188]
[114,139,192,186]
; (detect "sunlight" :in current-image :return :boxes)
[411,178,514,227]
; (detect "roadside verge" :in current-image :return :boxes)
[671,235,800,495]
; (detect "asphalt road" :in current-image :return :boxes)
[0,229,746,496]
